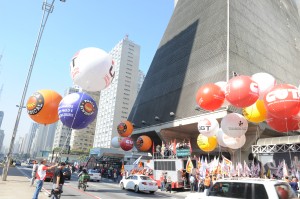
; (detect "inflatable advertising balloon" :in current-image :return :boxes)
[120,137,134,151]
[197,117,219,137]
[58,92,98,129]
[136,135,152,152]
[242,99,267,123]
[221,113,248,138]
[215,81,230,107]
[196,83,225,111]
[225,75,259,108]
[266,114,300,133]
[251,72,276,99]
[117,121,134,137]
[197,134,218,152]
[70,47,114,92]
[264,84,300,119]
[216,128,228,147]
[111,136,123,148]
[26,89,62,125]
[222,134,246,149]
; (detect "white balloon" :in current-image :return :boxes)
[216,128,227,147]
[221,113,248,138]
[197,117,219,137]
[70,47,114,92]
[111,136,123,148]
[215,81,230,107]
[251,72,276,99]
[222,134,246,149]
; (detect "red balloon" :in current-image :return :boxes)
[120,137,134,151]
[225,75,259,108]
[196,83,225,111]
[264,84,300,119]
[266,114,300,132]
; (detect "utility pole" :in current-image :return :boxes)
[2,0,65,181]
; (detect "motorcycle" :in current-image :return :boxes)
[78,179,88,191]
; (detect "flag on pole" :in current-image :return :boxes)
[121,161,124,173]
[189,139,193,154]
[276,160,284,178]
[186,157,194,174]
[243,160,250,177]
[283,160,288,177]
[152,142,155,154]
[133,155,142,167]
[173,139,177,155]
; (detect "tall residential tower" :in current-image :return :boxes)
[93,36,141,148]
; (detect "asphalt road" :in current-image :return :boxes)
[0,166,188,199]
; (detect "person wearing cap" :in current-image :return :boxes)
[32,159,57,199]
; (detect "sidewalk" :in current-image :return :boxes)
[1,175,48,199]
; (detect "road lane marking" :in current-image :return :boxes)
[65,184,102,199]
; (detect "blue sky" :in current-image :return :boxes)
[0,0,174,149]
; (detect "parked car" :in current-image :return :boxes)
[62,168,72,180]
[88,169,101,182]
[119,174,158,194]
[15,161,21,166]
[44,166,54,182]
[185,178,297,199]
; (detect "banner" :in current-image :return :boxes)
[186,157,194,174]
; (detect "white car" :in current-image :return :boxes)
[120,174,158,194]
[88,169,101,182]
[185,178,297,199]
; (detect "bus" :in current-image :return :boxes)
[145,158,197,189]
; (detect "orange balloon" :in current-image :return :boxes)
[196,83,225,111]
[117,121,133,137]
[26,90,62,125]
[136,135,152,152]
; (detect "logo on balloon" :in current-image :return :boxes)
[27,92,44,115]
[80,100,95,116]
[136,137,144,148]
[117,123,128,134]
[265,88,299,104]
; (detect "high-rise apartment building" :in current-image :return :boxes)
[22,122,39,155]
[70,90,100,152]
[0,130,4,153]
[93,36,140,148]
[137,70,145,94]
[0,111,3,128]
[30,123,57,157]
[52,86,80,150]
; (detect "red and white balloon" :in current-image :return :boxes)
[120,137,134,151]
[196,83,225,111]
[225,75,259,108]
[266,114,300,133]
[264,84,300,119]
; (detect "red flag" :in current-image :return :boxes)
[152,142,155,154]
[173,139,177,155]
[189,139,193,154]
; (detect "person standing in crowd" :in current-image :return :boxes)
[166,176,172,193]
[49,162,66,198]
[204,175,211,190]
[30,160,38,186]
[32,160,57,199]
[289,177,299,195]
[189,174,195,192]
[160,172,165,191]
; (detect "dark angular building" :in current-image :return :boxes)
[128,0,300,160]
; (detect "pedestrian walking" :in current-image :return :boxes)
[30,160,38,186]
[32,160,57,199]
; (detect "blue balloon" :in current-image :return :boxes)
[58,92,98,129]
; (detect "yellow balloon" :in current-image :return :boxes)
[197,134,218,152]
[242,100,267,123]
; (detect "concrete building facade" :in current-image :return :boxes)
[93,36,141,148]
[0,130,4,153]
[128,0,300,161]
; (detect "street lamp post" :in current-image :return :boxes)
[1,0,62,181]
